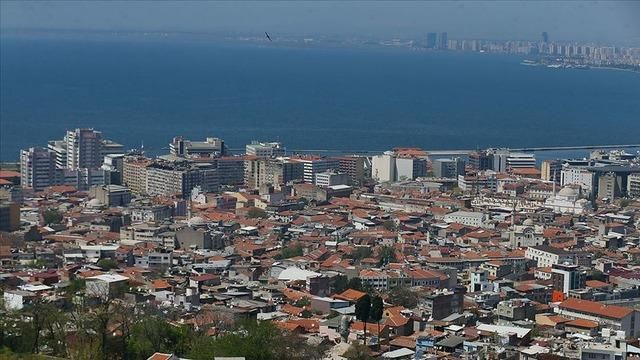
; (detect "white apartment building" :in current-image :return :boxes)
[66,128,103,169]
[245,141,285,157]
[443,210,486,227]
[371,152,396,183]
[294,157,340,184]
[561,166,596,195]
[628,173,640,198]
[525,245,574,268]
[20,147,56,191]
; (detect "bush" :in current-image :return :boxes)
[42,209,63,225]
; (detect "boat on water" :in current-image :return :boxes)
[520,59,538,66]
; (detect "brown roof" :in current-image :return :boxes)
[559,298,633,320]
[566,319,599,329]
[334,288,367,302]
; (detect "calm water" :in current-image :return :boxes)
[1,37,639,161]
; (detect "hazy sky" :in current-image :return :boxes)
[2,1,640,45]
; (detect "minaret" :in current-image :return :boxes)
[552,170,557,195]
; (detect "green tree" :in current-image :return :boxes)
[333,275,349,293]
[347,277,363,292]
[247,208,268,219]
[382,220,395,231]
[42,209,63,225]
[370,295,384,348]
[355,294,371,345]
[388,287,418,309]
[351,247,372,260]
[97,258,118,270]
[378,245,396,266]
[279,244,303,259]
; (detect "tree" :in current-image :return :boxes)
[333,275,349,293]
[378,245,396,266]
[279,244,303,259]
[42,209,63,225]
[351,247,372,260]
[247,208,268,219]
[388,287,418,309]
[355,294,371,345]
[343,343,372,360]
[97,258,118,270]
[347,277,363,292]
[370,296,384,348]
[382,220,395,231]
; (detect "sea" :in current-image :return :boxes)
[1,37,640,162]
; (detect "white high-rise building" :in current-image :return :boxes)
[561,166,595,195]
[293,157,340,184]
[66,128,103,169]
[371,152,396,183]
[20,147,56,191]
[245,141,285,158]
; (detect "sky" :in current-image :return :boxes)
[1,1,640,45]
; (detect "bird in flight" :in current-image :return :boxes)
[265,32,272,42]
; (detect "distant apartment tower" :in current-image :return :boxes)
[338,156,366,185]
[66,128,103,169]
[244,158,303,189]
[123,157,151,194]
[293,157,340,184]
[628,173,640,198]
[146,163,218,199]
[216,156,246,186]
[170,136,225,158]
[101,154,125,185]
[468,151,493,171]
[371,152,396,183]
[561,166,595,196]
[541,160,563,183]
[395,157,427,180]
[432,158,465,178]
[598,172,622,199]
[426,32,438,49]
[492,150,535,172]
[47,140,67,169]
[314,171,351,187]
[438,32,448,50]
[551,263,585,295]
[245,141,285,158]
[20,147,56,191]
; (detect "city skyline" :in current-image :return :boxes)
[2,1,640,46]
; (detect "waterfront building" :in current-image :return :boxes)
[597,172,622,199]
[372,152,396,183]
[314,171,351,187]
[170,136,225,158]
[468,150,493,171]
[395,157,427,181]
[216,156,246,186]
[628,173,640,198]
[432,158,465,178]
[123,157,151,194]
[338,156,366,185]
[20,147,56,191]
[561,166,596,195]
[146,162,219,199]
[245,141,285,158]
[541,160,563,183]
[66,128,103,169]
[292,156,340,184]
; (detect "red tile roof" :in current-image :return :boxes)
[559,298,633,320]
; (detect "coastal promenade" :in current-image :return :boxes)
[228,143,640,156]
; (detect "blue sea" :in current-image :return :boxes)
[1,37,639,161]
